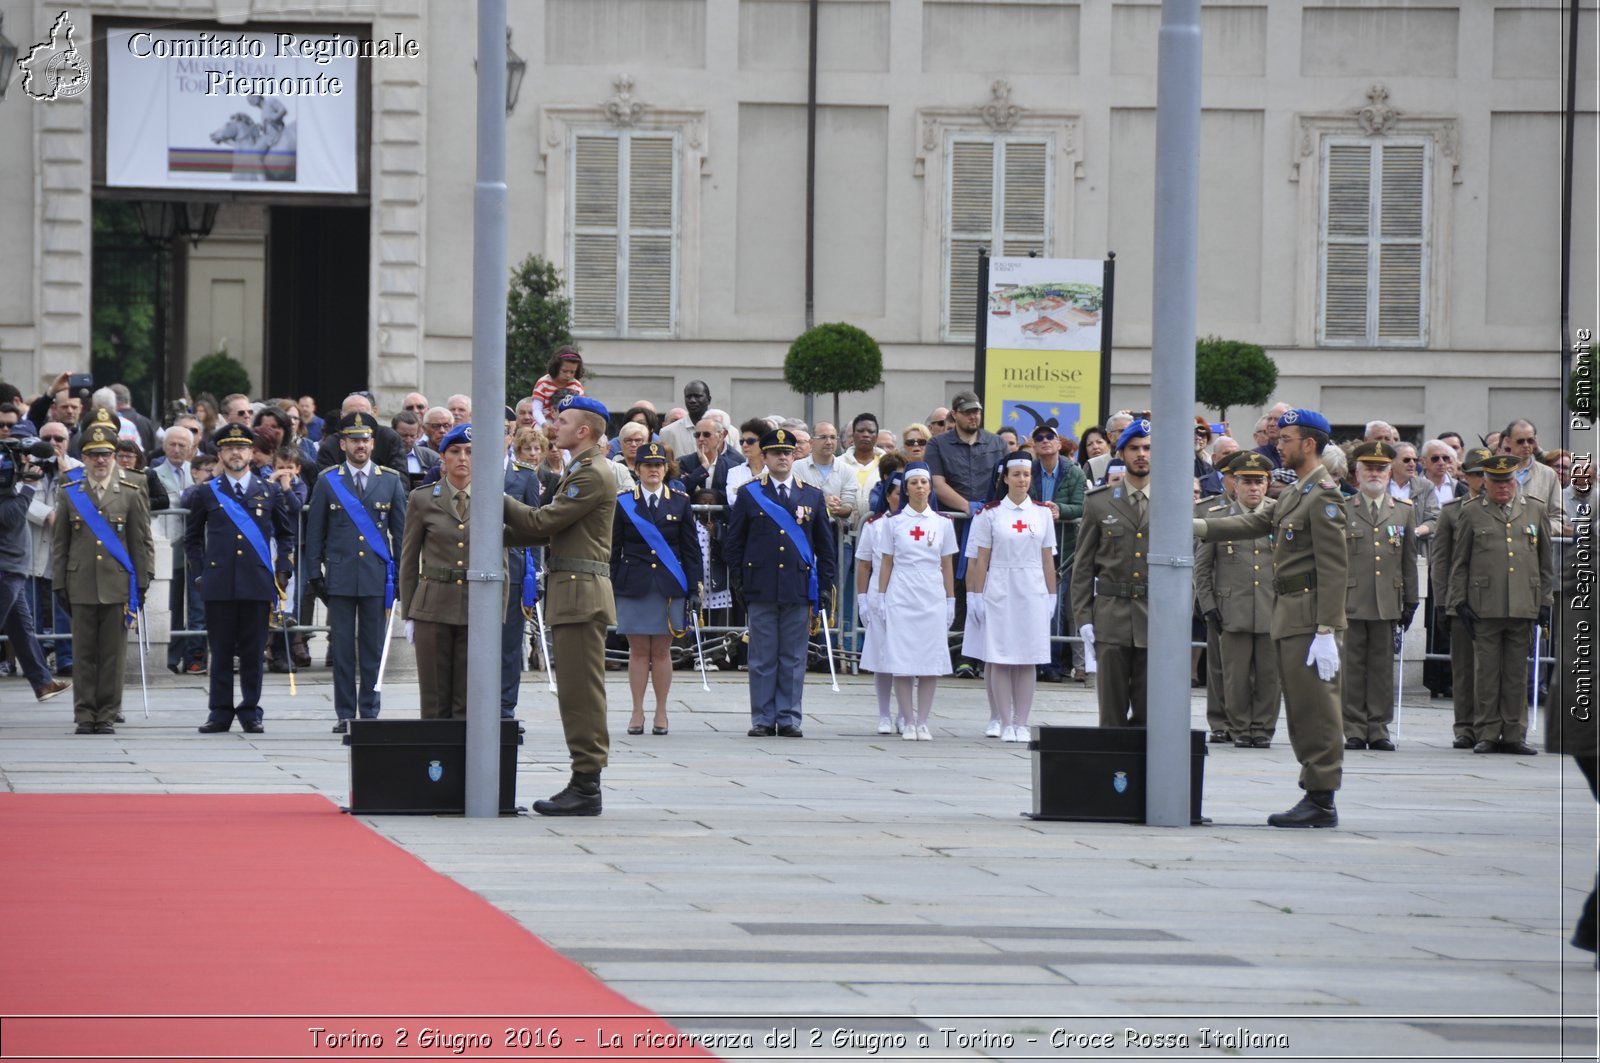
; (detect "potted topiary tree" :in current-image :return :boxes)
[1194,335,1278,433]
[187,350,251,403]
[505,254,574,404]
[783,322,884,427]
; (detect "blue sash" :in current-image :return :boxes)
[521,550,539,615]
[211,479,277,589]
[746,480,817,611]
[617,490,689,596]
[324,468,396,607]
[62,480,139,626]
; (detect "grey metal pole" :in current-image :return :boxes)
[1145,0,1202,828]
[465,0,510,819]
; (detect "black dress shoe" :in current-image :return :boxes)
[532,772,602,816]
[777,725,804,738]
[1210,730,1232,744]
[1251,736,1272,748]
[1473,740,1498,754]
[241,723,265,734]
[113,713,126,724]
[267,659,292,674]
[1039,669,1063,684]
[1501,741,1539,756]
[747,725,777,737]
[1234,737,1253,748]
[1368,738,1396,751]
[331,720,349,733]
[1344,736,1368,750]
[1267,791,1338,828]
[197,721,231,734]
[1452,735,1476,749]
[93,722,115,735]
[74,723,95,734]
[626,723,644,735]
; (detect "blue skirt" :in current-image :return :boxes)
[615,591,686,636]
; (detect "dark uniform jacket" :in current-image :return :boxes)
[1446,492,1554,620]
[1070,481,1150,648]
[315,425,409,477]
[610,483,704,600]
[303,463,408,598]
[724,473,836,606]
[52,469,155,604]
[1195,495,1275,635]
[1199,465,1349,639]
[1344,492,1419,621]
[184,474,297,602]
[503,459,543,605]
[677,449,743,499]
[502,445,617,627]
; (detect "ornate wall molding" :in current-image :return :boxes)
[1292,84,1461,183]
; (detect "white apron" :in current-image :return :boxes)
[961,496,1056,664]
[878,506,958,676]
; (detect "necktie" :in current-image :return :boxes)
[779,483,789,504]
[455,491,468,520]
[235,481,245,500]
[1369,498,1380,521]
[356,470,367,495]
[648,493,658,514]
[1132,490,1146,519]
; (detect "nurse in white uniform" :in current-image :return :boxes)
[962,453,1058,741]
[855,459,904,733]
[876,463,958,740]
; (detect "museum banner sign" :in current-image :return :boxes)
[103,27,368,193]
[975,254,1115,448]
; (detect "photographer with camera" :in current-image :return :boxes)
[25,421,78,676]
[0,432,71,704]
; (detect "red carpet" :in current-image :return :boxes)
[0,794,710,1061]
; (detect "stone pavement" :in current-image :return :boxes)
[2,653,1596,1062]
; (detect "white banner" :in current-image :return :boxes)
[104,28,359,193]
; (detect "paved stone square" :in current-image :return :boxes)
[2,653,1595,1061]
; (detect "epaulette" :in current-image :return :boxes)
[1031,499,1050,508]
[1206,502,1229,513]
[1441,496,1463,507]
[1086,482,1112,494]
[578,457,593,467]
[512,460,537,472]
[865,512,885,524]
[757,470,771,484]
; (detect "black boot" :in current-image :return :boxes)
[1267,790,1338,828]
[532,772,602,817]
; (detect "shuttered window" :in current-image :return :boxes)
[1319,137,1429,347]
[569,131,679,336]
[944,135,1052,341]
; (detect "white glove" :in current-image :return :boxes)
[404,619,415,645]
[945,597,956,628]
[1079,624,1098,673]
[858,592,875,626]
[1306,631,1340,681]
[968,596,987,625]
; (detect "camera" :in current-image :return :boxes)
[0,437,59,491]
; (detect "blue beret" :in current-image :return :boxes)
[1278,408,1330,435]
[438,423,473,452]
[558,394,610,421]
[1115,419,1151,452]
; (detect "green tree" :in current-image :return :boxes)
[783,322,884,426]
[505,255,574,404]
[187,351,251,402]
[1194,336,1278,429]
[1570,342,1595,425]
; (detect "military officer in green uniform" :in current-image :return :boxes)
[1341,441,1419,751]
[399,422,477,719]
[1429,447,1492,748]
[1196,452,1281,748]
[504,394,617,816]
[52,409,154,734]
[1446,453,1553,756]
[1071,419,1153,727]
[1195,409,1348,828]
[1193,452,1238,743]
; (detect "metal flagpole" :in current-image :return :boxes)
[820,607,840,692]
[1529,622,1542,735]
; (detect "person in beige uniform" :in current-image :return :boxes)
[399,422,476,719]
[1429,447,1492,748]
[1447,453,1553,756]
[1195,409,1347,828]
[504,394,617,816]
[52,410,154,734]
[1071,419,1152,727]
[1341,441,1419,751]
[1196,451,1281,748]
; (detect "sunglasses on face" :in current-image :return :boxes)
[1513,437,1536,445]
[740,437,761,446]
[41,435,67,443]
[904,439,928,447]
[406,404,427,411]
[1427,455,1450,462]
[694,431,716,439]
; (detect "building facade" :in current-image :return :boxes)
[0,0,1594,441]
